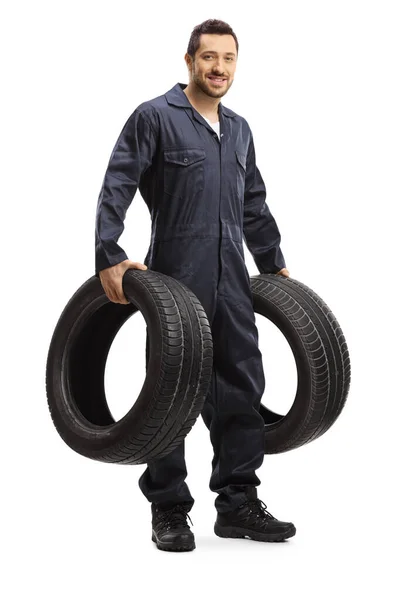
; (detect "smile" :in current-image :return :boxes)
[207,76,227,85]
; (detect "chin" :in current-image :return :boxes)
[205,83,228,96]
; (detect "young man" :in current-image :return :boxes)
[95,19,295,551]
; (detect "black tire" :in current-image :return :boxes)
[45,268,213,465]
[251,274,351,454]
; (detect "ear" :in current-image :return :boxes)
[184,52,192,70]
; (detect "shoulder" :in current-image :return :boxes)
[236,114,252,137]
[136,93,165,118]
[132,98,160,131]
[221,105,253,138]
[119,93,166,132]
[128,93,174,134]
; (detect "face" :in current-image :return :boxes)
[185,33,237,98]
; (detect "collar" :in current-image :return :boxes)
[165,82,237,118]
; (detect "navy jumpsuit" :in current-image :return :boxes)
[95,82,286,513]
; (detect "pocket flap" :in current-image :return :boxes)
[164,147,206,166]
[235,150,247,171]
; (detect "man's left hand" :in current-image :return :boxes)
[276,267,290,278]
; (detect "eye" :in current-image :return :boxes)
[203,54,234,61]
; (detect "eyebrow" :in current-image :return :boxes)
[201,51,236,56]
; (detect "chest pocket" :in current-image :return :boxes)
[163,147,206,199]
[235,150,247,202]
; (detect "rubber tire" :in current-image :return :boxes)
[251,274,351,454]
[45,268,213,465]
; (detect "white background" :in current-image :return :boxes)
[2,0,399,598]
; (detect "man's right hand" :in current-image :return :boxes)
[99,259,148,304]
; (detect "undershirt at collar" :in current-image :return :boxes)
[201,115,220,139]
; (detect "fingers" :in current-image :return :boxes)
[127,261,148,270]
[277,268,290,278]
[99,260,148,304]
[105,287,124,304]
[99,273,127,304]
[116,277,129,304]
[104,279,128,304]
[106,290,129,304]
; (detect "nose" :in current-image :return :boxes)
[213,56,224,73]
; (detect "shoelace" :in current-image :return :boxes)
[156,504,194,529]
[238,498,277,526]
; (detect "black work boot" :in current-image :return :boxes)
[151,503,196,552]
[214,489,296,542]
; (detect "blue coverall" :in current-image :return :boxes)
[95,82,286,513]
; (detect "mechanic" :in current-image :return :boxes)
[95,18,296,552]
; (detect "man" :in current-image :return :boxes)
[95,18,296,552]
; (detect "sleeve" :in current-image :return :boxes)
[94,108,157,277]
[242,130,286,274]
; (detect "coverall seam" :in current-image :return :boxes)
[137,109,158,141]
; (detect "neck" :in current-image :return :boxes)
[183,81,220,121]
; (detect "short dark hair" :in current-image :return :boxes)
[187,19,239,59]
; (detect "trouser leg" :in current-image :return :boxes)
[200,291,266,513]
[137,438,194,510]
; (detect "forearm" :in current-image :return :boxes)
[243,199,286,273]
[95,172,134,275]
[243,132,286,273]
[94,108,157,276]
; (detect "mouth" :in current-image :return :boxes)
[207,75,227,86]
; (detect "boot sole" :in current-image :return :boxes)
[152,531,196,552]
[214,522,296,542]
